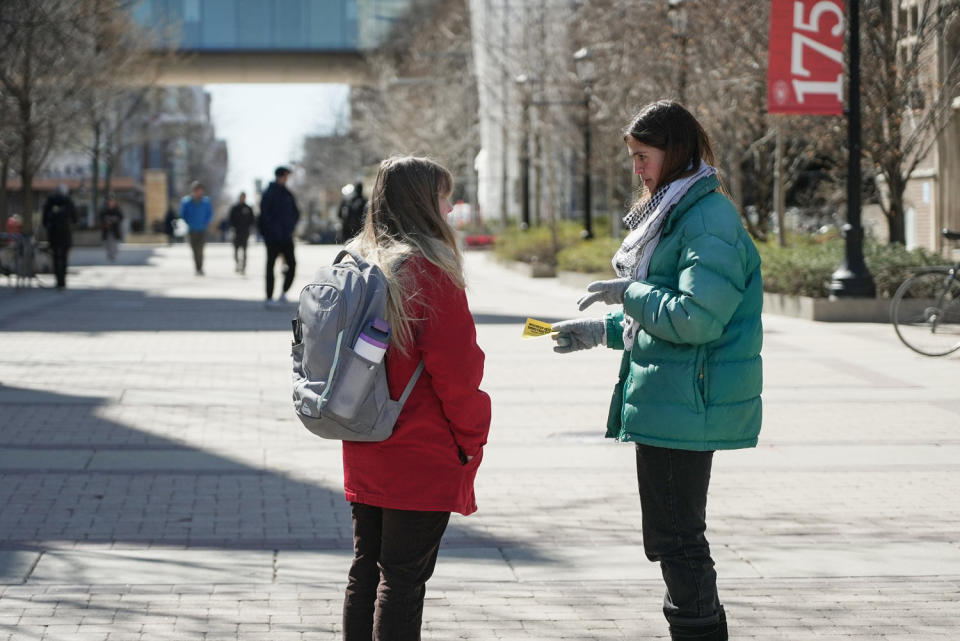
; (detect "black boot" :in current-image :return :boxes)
[668,607,727,641]
[668,623,721,640]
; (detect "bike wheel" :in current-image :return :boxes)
[891,270,960,357]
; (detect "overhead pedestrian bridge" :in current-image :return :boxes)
[134,0,413,84]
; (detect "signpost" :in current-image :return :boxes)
[767,0,874,297]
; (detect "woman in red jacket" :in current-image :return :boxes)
[341,155,491,641]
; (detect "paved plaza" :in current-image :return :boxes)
[0,241,958,640]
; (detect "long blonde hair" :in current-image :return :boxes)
[346,155,464,354]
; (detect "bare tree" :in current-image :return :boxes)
[0,0,164,239]
[298,108,363,203]
[861,0,960,244]
[352,0,479,203]
[571,0,847,241]
[0,0,87,236]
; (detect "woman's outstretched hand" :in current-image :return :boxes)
[577,278,631,311]
[552,318,605,353]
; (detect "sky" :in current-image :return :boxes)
[206,83,350,198]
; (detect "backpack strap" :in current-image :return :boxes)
[334,249,370,270]
[396,360,425,407]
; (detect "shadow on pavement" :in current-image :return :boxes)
[0,287,296,332]
[472,313,564,325]
[67,246,164,268]
[0,385,545,583]
[0,290,562,333]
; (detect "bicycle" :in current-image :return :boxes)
[0,232,56,289]
[890,228,960,357]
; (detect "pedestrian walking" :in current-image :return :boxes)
[340,156,490,641]
[551,101,763,641]
[100,195,124,262]
[41,184,78,289]
[163,207,178,245]
[228,192,255,274]
[259,166,299,305]
[338,181,367,243]
[180,181,213,275]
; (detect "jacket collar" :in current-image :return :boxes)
[661,174,720,236]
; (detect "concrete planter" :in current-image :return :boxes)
[495,256,557,278]
[763,292,892,323]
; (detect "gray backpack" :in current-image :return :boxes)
[291,250,424,441]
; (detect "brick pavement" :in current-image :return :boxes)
[0,242,958,640]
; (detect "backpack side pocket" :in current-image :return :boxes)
[326,346,380,421]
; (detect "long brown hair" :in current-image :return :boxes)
[346,155,463,354]
[623,101,717,200]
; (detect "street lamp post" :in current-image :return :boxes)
[667,0,689,104]
[829,0,875,297]
[515,74,532,230]
[574,47,595,240]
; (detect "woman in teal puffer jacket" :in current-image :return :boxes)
[552,101,762,641]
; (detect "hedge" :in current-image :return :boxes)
[493,222,585,266]
[757,235,945,298]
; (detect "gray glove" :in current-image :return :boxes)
[552,318,605,354]
[577,278,632,311]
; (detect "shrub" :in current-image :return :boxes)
[556,237,621,275]
[756,236,841,298]
[758,236,945,298]
[493,222,584,266]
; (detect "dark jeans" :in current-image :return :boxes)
[51,245,69,288]
[188,231,205,273]
[265,240,296,299]
[343,503,450,641]
[636,443,725,635]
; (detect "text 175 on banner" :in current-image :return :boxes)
[768,0,845,115]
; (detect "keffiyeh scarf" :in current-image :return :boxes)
[613,162,718,349]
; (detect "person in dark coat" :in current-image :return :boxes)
[42,185,78,289]
[100,196,124,262]
[259,166,300,305]
[163,207,178,245]
[338,181,367,243]
[228,191,255,274]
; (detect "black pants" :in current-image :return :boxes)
[233,237,248,273]
[636,444,725,636]
[343,503,450,641]
[51,245,69,288]
[265,240,296,299]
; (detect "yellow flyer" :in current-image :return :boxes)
[522,318,556,339]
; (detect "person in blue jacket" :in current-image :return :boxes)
[552,101,763,641]
[259,166,300,306]
[180,181,213,275]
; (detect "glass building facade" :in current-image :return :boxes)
[134,0,411,51]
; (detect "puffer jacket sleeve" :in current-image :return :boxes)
[604,311,625,350]
[414,262,491,457]
[622,216,747,346]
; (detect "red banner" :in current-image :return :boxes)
[768,0,846,115]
